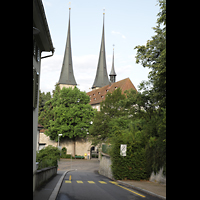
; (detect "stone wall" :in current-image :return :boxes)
[99,152,113,179]
[35,166,57,190]
[149,167,166,185]
[39,132,94,158]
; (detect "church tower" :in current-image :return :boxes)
[109,46,117,83]
[92,10,110,90]
[58,6,77,90]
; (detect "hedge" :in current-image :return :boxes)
[109,133,149,180]
[36,145,60,169]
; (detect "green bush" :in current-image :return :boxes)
[109,129,149,181]
[36,145,60,169]
[75,155,85,159]
[60,147,67,158]
[60,154,75,159]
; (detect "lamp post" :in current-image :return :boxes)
[58,134,63,148]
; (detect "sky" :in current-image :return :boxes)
[40,0,160,94]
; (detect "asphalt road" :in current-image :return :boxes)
[56,159,161,200]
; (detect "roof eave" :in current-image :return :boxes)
[33,0,54,53]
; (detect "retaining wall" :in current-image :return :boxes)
[99,152,113,179]
[35,166,57,189]
[149,167,166,185]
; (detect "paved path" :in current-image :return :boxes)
[58,158,99,172]
[56,159,162,200]
[34,159,165,200]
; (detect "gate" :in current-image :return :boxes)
[90,146,98,159]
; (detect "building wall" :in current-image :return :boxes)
[59,84,76,90]
[33,56,41,191]
[91,103,100,111]
[39,132,95,158]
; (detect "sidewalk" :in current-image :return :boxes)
[33,170,64,200]
[117,179,166,199]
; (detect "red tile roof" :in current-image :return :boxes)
[87,78,137,105]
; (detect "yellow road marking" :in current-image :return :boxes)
[109,181,145,198]
[64,179,144,197]
[65,181,71,183]
[99,181,107,184]
[77,181,83,183]
[109,181,118,185]
[118,185,145,198]
[88,181,95,184]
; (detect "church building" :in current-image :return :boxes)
[39,7,137,159]
[87,11,137,110]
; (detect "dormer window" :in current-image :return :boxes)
[101,95,104,98]
[94,98,96,100]
[93,94,95,96]
[106,89,109,92]
[115,86,117,89]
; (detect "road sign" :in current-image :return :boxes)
[120,144,127,156]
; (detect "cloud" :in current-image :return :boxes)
[111,31,126,39]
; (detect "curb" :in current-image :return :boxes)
[48,169,75,200]
[117,180,166,200]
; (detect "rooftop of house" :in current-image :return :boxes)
[87,78,137,105]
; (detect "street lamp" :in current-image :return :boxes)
[58,134,63,148]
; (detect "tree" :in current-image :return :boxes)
[89,88,129,145]
[134,0,166,112]
[39,85,95,156]
[134,0,166,175]
[38,90,52,118]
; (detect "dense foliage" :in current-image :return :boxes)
[36,145,60,170]
[109,120,149,180]
[39,85,95,141]
[38,90,51,118]
[38,84,96,156]
[134,0,166,175]
[89,88,127,145]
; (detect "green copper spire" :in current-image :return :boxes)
[59,7,77,86]
[92,10,110,89]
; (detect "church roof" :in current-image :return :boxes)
[92,13,110,89]
[58,8,77,86]
[87,78,137,105]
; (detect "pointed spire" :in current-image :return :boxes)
[92,9,110,89]
[109,45,117,83]
[58,5,77,86]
